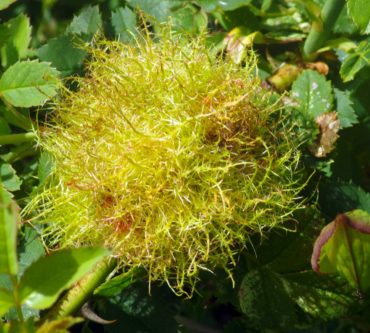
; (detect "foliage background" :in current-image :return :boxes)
[0,0,370,332]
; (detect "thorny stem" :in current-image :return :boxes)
[303,0,346,58]
[42,258,117,322]
[0,132,37,145]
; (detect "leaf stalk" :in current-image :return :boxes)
[303,0,346,58]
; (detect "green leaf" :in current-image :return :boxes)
[347,0,370,33]
[319,182,370,218]
[0,185,18,276]
[0,117,10,135]
[0,272,11,291]
[2,227,44,321]
[220,0,252,11]
[19,247,109,310]
[38,35,86,76]
[334,89,358,128]
[266,211,323,273]
[111,7,137,43]
[283,271,353,320]
[0,288,13,317]
[213,5,260,30]
[239,268,297,329]
[312,210,370,292]
[340,40,370,82]
[291,69,333,118]
[197,0,252,12]
[253,207,323,273]
[0,163,21,192]
[0,103,32,131]
[0,60,59,108]
[38,152,53,186]
[18,226,45,276]
[4,303,38,322]
[196,0,219,12]
[127,0,174,21]
[334,3,359,34]
[3,320,36,333]
[0,0,16,10]
[328,121,370,187]
[171,5,207,33]
[0,14,31,67]
[261,0,272,12]
[66,5,102,37]
[94,269,137,297]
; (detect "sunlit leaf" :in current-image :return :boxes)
[18,226,45,276]
[19,248,109,310]
[0,163,21,192]
[340,40,370,82]
[0,0,16,10]
[171,4,207,33]
[334,3,359,34]
[0,103,31,131]
[0,288,14,316]
[197,0,252,12]
[37,152,54,186]
[0,117,10,135]
[312,210,370,293]
[291,69,333,118]
[38,35,86,76]
[66,5,102,37]
[334,89,358,129]
[111,7,137,43]
[0,185,18,275]
[0,14,31,67]
[0,60,59,107]
[347,0,370,33]
[127,0,173,21]
[223,28,265,64]
[94,269,138,297]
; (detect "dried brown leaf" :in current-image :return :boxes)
[309,112,340,157]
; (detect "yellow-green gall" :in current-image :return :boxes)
[27,31,306,295]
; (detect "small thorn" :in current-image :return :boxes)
[81,302,116,325]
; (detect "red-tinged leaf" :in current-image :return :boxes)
[311,221,337,273]
[311,209,370,293]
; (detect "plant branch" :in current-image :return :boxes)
[43,258,117,321]
[0,132,37,145]
[303,0,346,58]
